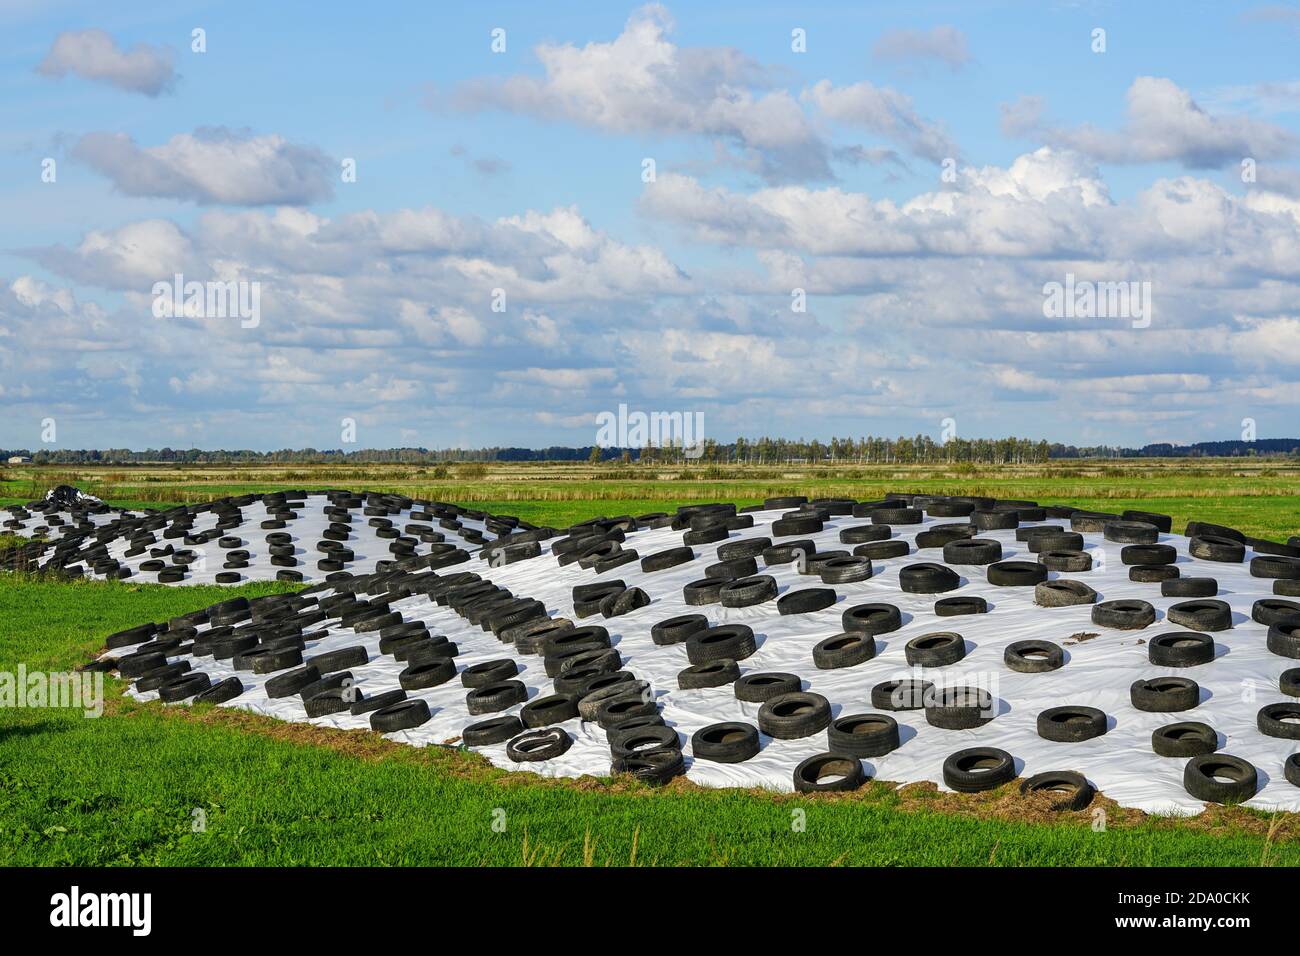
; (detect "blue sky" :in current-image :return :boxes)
[2,0,1299,451]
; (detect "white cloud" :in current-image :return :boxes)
[872,26,971,71]
[70,129,335,205]
[36,29,175,96]
[803,80,959,163]
[1019,77,1298,168]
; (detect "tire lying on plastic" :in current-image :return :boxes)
[942,747,1015,792]
[1183,753,1257,804]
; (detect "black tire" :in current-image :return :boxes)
[1036,705,1107,742]
[459,658,519,688]
[934,597,987,618]
[304,686,360,717]
[943,538,1002,565]
[1130,677,1200,712]
[718,537,772,561]
[757,692,831,739]
[904,631,966,667]
[987,561,1048,587]
[777,587,838,615]
[793,753,866,792]
[719,575,778,607]
[595,694,658,729]
[307,645,369,672]
[399,658,456,690]
[899,563,959,593]
[1267,618,1300,659]
[576,677,644,721]
[762,540,815,565]
[608,724,680,759]
[871,679,933,711]
[1034,579,1097,607]
[350,688,407,716]
[1284,753,1300,788]
[1019,771,1094,811]
[1122,544,1177,565]
[466,680,528,715]
[1092,600,1155,630]
[1252,599,1300,626]
[1183,754,1257,804]
[691,722,760,763]
[1251,555,1300,580]
[519,693,579,728]
[839,525,890,545]
[238,645,304,674]
[1148,632,1215,667]
[265,665,321,699]
[370,698,431,732]
[1166,600,1232,633]
[611,747,684,785]
[971,511,1017,532]
[827,713,899,758]
[1039,550,1092,572]
[683,578,727,606]
[600,586,650,619]
[507,727,572,762]
[1257,702,1300,739]
[1004,640,1064,673]
[842,603,902,636]
[733,672,801,702]
[855,540,910,560]
[1152,721,1217,757]
[1163,577,1217,598]
[1104,520,1159,544]
[1130,564,1179,583]
[1189,535,1245,563]
[677,659,740,689]
[942,747,1015,793]
[1281,668,1300,697]
[158,673,212,702]
[772,514,823,536]
[462,715,524,746]
[818,556,873,584]
[686,624,756,664]
[812,632,876,669]
[650,613,708,646]
[706,556,759,581]
[639,546,696,574]
[925,686,994,729]
[194,676,243,704]
[1027,532,1084,553]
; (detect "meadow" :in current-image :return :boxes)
[2,458,1298,866]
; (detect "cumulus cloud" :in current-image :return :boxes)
[451,5,831,183]
[872,26,971,71]
[36,29,175,96]
[803,80,959,163]
[70,129,335,205]
[1015,77,1298,168]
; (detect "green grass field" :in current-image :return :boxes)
[2,461,1299,866]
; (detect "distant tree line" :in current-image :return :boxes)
[2,436,1296,466]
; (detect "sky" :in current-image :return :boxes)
[1,0,1299,452]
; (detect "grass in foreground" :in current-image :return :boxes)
[1,575,1297,866]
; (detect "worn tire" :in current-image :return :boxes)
[757,692,832,739]
[812,632,876,669]
[1004,640,1064,673]
[691,721,760,763]
[1019,771,1094,811]
[827,713,899,758]
[1036,705,1107,742]
[904,631,966,667]
[1092,600,1155,630]
[943,747,1015,793]
[1183,754,1257,804]
[1148,632,1215,667]
[1130,677,1200,712]
[1152,721,1217,757]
